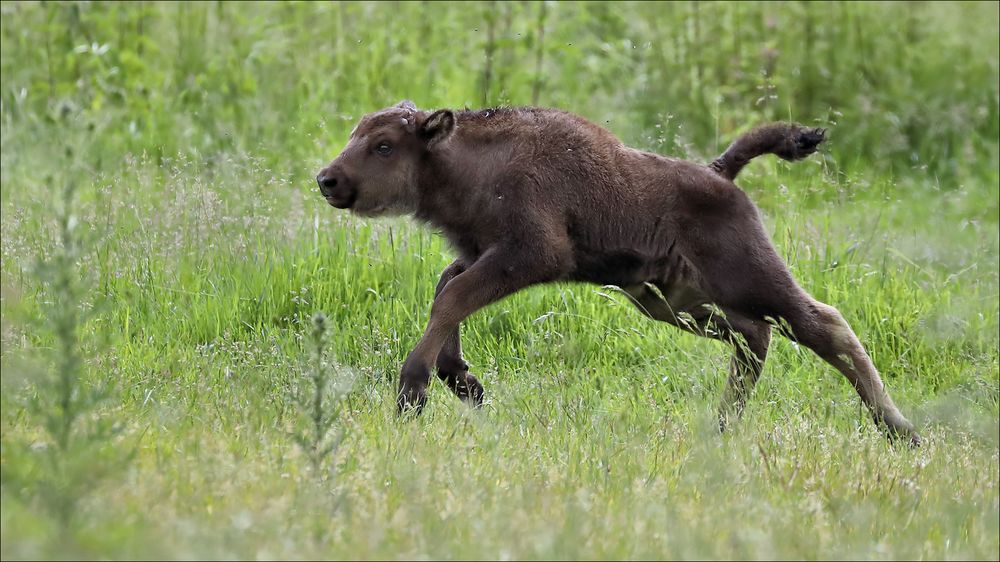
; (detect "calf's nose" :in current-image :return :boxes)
[315,167,356,209]
[317,173,337,193]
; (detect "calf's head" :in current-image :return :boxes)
[315,100,456,217]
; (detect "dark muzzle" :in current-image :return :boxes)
[316,168,356,209]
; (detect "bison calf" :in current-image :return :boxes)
[316,100,920,446]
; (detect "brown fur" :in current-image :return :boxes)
[316,101,920,446]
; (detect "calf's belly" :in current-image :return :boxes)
[568,250,671,287]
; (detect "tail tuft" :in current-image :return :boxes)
[709,123,827,180]
[774,127,826,161]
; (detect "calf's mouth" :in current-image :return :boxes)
[324,187,357,209]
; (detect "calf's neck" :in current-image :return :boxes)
[316,100,920,445]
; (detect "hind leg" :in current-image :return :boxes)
[624,283,771,432]
[780,297,920,445]
[717,318,771,432]
[674,189,919,445]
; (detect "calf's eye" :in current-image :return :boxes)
[376,142,393,156]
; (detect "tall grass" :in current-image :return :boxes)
[1,2,997,180]
[1,1,998,559]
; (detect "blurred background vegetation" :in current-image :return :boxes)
[1,2,998,559]
[1,1,997,181]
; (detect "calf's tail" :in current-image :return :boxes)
[708,122,827,180]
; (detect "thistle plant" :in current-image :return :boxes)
[292,312,353,477]
[19,179,130,530]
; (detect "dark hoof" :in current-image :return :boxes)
[895,428,922,449]
[888,429,922,449]
[459,372,485,407]
[443,371,484,407]
[881,416,921,449]
[396,385,427,416]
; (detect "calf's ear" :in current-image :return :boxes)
[396,100,417,111]
[418,109,456,148]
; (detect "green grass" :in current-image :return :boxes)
[1,1,998,559]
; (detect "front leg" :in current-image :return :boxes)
[398,246,560,413]
[431,260,485,406]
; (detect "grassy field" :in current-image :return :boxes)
[1,1,998,559]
